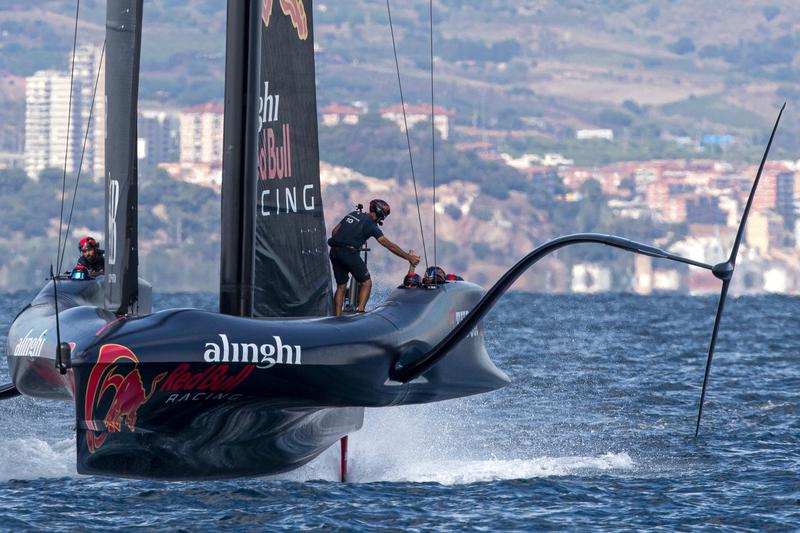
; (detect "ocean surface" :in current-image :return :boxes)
[0,290,798,531]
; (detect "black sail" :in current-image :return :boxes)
[222,0,332,317]
[254,0,332,317]
[104,0,143,314]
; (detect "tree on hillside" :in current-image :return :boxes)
[597,108,633,128]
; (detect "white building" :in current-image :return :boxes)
[542,153,574,166]
[763,266,789,293]
[179,102,224,164]
[380,103,453,140]
[321,103,365,126]
[500,152,540,170]
[23,45,105,180]
[576,128,614,141]
[24,71,77,179]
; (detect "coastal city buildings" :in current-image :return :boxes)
[158,102,225,190]
[14,77,800,293]
[23,45,104,180]
[380,103,454,140]
[21,46,220,188]
[554,159,800,294]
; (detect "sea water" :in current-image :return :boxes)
[0,291,798,531]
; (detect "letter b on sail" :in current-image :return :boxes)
[108,178,120,266]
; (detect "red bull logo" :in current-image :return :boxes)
[84,344,167,453]
[262,0,309,40]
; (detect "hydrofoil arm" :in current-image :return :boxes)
[391,233,712,383]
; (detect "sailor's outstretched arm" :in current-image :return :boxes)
[407,250,417,275]
[377,236,420,265]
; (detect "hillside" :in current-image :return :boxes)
[0,1,798,156]
[0,2,798,293]
[0,157,680,295]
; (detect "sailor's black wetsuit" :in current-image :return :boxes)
[76,251,105,276]
[328,210,383,284]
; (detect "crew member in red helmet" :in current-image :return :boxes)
[328,199,420,316]
[74,236,105,276]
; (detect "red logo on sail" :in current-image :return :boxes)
[259,123,293,180]
[84,344,166,453]
[262,0,309,40]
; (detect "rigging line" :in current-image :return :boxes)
[429,0,437,267]
[386,0,429,269]
[58,41,105,274]
[56,0,82,272]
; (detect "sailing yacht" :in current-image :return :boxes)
[0,0,509,480]
[0,0,784,480]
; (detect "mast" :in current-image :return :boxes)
[220,0,261,317]
[104,0,143,315]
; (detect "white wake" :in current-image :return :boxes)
[276,405,635,484]
[0,405,634,484]
[0,438,76,480]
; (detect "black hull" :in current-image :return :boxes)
[6,276,508,479]
[79,402,364,480]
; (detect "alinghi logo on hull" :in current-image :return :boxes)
[204,334,302,369]
[13,329,47,358]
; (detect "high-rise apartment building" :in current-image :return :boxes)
[24,70,78,178]
[23,45,105,180]
[179,103,224,164]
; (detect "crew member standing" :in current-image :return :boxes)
[328,199,420,316]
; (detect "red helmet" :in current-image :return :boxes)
[79,236,98,252]
[369,199,391,222]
